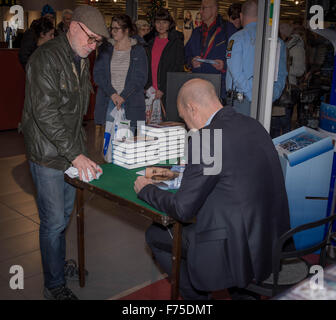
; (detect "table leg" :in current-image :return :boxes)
[76,188,85,287]
[171,222,182,300]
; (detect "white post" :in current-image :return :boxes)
[263,0,281,133]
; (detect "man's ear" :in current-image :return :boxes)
[188,102,198,116]
[68,21,77,34]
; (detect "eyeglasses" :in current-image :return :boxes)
[77,23,103,47]
[111,27,122,32]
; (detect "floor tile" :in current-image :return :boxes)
[0,275,7,288]
[0,231,39,262]
[0,154,26,168]
[0,203,22,222]
[0,122,164,300]
[0,270,27,300]
[0,215,39,241]
[28,214,40,224]
[0,130,25,158]
[0,191,35,207]
[18,273,44,300]
[0,250,42,280]
[0,284,27,300]
[10,199,38,216]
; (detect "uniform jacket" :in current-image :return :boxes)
[93,38,148,127]
[20,33,91,171]
[138,107,291,290]
[145,29,184,119]
[226,22,287,102]
[184,15,237,100]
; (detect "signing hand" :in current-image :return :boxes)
[134,176,153,194]
[72,154,100,181]
[213,59,224,71]
[191,56,202,69]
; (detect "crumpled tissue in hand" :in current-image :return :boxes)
[65,165,103,182]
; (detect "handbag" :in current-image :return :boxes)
[145,87,165,124]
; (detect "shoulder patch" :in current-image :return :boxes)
[227,39,234,51]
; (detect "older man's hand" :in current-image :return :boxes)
[72,154,100,182]
[134,176,153,194]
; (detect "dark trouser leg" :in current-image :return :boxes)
[146,223,210,300]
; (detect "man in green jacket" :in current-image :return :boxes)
[20,5,109,300]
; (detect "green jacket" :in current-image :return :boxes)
[20,33,92,171]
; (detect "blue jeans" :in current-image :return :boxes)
[29,161,76,289]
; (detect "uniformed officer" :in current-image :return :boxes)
[226,0,287,116]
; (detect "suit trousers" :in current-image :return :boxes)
[145,223,210,300]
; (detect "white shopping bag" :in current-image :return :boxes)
[103,100,131,163]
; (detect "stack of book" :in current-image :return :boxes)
[141,122,186,161]
[112,136,159,169]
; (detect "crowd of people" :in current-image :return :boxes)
[15,1,331,138]
[17,0,333,301]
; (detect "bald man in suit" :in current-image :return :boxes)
[134,79,291,300]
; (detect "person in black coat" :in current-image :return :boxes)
[134,79,291,300]
[18,17,55,69]
[145,8,184,121]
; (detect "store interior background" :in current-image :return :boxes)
[0,0,335,300]
[0,0,313,43]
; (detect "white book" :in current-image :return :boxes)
[159,145,185,152]
[112,143,159,154]
[160,150,184,156]
[141,122,185,133]
[158,140,185,148]
[112,153,159,164]
[159,148,185,155]
[113,149,159,159]
[142,129,186,138]
[143,129,186,138]
[157,137,185,145]
[113,158,159,170]
[112,136,158,149]
[159,155,183,161]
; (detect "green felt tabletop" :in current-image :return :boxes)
[89,163,175,216]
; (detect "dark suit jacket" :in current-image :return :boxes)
[138,107,291,291]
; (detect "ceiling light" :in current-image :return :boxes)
[295,0,299,4]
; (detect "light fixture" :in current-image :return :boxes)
[295,0,299,4]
